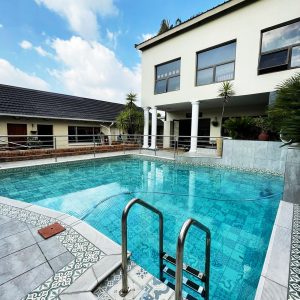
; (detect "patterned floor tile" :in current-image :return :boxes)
[134,277,174,300]
[288,204,300,300]
[128,265,153,288]
[107,277,141,300]
[0,203,107,300]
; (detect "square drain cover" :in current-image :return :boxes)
[38,222,65,239]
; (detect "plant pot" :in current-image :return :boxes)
[258,131,269,141]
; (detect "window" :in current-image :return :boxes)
[258,20,300,74]
[155,59,180,94]
[68,126,100,143]
[196,41,236,86]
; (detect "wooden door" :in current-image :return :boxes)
[7,124,27,148]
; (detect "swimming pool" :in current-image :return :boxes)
[0,157,283,299]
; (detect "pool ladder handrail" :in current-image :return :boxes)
[175,218,211,300]
[119,198,164,297]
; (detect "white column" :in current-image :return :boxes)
[143,107,150,148]
[190,101,199,152]
[163,121,171,148]
[150,106,157,149]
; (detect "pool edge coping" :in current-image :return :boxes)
[254,200,293,300]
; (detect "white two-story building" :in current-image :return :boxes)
[136,0,300,152]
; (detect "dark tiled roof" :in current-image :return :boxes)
[0,84,126,122]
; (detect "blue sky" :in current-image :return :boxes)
[0,0,225,103]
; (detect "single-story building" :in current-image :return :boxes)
[0,84,126,149]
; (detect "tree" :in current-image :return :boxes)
[218,81,235,127]
[116,93,144,134]
[268,73,300,145]
[158,19,170,35]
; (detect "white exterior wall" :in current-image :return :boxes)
[140,0,300,108]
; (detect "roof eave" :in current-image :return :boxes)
[136,0,252,51]
[0,113,115,124]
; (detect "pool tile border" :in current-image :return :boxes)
[0,152,283,177]
[0,197,122,300]
[288,204,300,300]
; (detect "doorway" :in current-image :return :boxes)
[7,124,27,149]
[37,124,53,148]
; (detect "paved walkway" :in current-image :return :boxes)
[0,197,175,300]
[0,215,74,300]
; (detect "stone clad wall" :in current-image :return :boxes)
[178,140,288,174]
[283,147,300,204]
[221,140,288,174]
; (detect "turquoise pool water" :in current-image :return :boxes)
[0,157,283,299]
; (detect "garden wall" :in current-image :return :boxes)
[283,146,300,204]
[178,140,288,174]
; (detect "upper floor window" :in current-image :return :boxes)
[196,41,236,86]
[155,59,180,94]
[258,19,300,74]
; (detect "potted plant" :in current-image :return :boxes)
[211,117,219,127]
[254,117,272,141]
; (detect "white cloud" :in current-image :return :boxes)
[141,33,155,42]
[35,0,118,40]
[0,24,3,29]
[20,40,33,49]
[106,29,121,49]
[0,59,49,90]
[50,36,140,103]
[35,46,51,57]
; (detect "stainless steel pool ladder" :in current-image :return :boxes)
[174,219,211,300]
[119,198,211,300]
[119,198,164,297]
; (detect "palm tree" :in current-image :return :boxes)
[218,81,235,126]
[116,93,144,135]
[158,19,170,35]
[268,73,300,145]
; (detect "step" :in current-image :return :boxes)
[163,265,205,298]
[162,278,198,300]
[162,252,206,282]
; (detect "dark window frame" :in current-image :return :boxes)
[258,18,300,75]
[68,126,100,143]
[154,57,181,94]
[195,39,237,86]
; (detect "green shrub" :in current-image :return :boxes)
[268,73,300,145]
[223,117,259,140]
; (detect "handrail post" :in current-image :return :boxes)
[123,135,125,154]
[175,218,211,300]
[93,135,96,158]
[173,135,176,159]
[120,198,164,297]
[54,137,57,162]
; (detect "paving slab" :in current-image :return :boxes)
[0,229,36,259]
[0,219,27,240]
[38,235,69,261]
[49,251,75,273]
[0,262,53,300]
[0,243,46,285]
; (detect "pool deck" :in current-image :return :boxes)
[0,196,175,300]
[0,152,298,300]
